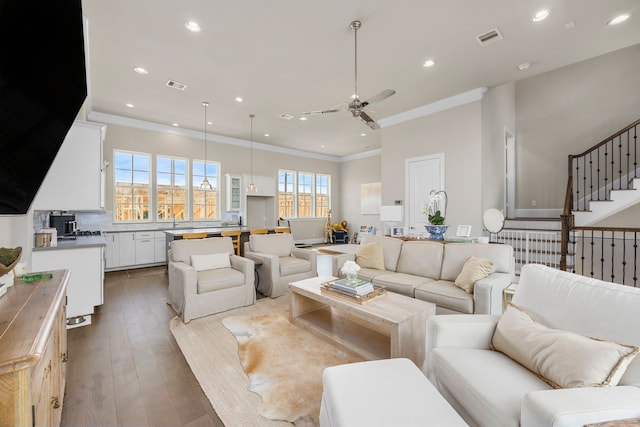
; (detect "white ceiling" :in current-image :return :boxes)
[81,0,640,157]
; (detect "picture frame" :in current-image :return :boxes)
[391,226,405,237]
[456,225,472,237]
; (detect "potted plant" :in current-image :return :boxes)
[423,191,448,240]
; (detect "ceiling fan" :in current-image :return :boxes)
[302,20,395,130]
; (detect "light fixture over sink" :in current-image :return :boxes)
[247,114,257,193]
[200,101,212,190]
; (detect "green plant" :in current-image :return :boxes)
[428,210,445,225]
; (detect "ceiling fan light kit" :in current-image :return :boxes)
[301,19,395,130]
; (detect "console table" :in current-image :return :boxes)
[0,270,69,427]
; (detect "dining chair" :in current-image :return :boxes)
[182,231,208,240]
[220,230,242,255]
[275,227,290,234]
[250,228,269,235]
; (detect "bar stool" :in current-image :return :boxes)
[220,230,241,256]
[275,227,290,233]
[249,228,268,235]
[182,231,208,240]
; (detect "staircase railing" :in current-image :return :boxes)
[561,118,640,286]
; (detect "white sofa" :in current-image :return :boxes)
[332,235,514,314]
[426,264,640,427]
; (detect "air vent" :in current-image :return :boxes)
[476,28,503,46]
[166,79,187,90]
[279,113,294,120]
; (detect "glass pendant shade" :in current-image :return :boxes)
[200,101,212,190]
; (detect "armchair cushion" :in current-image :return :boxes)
[279,256,312,276]
[355,241,385,270]
[454,256,493,293]
[191,253,230,271]
[493,303,639,389]
[197,267,246,293]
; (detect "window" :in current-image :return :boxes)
[278,169,331,218]
[297,172,313,217]
[192,160,219,220]
[114,151,151,221]
[278,170,295,218]
[315,174,330,217]
[157,156,187,222]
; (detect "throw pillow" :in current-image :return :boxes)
[191,253,231,272]
[454,256,493,293]
[355,241,385,270]
[492,303,640,389]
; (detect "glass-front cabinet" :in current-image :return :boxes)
[226,174,242,211]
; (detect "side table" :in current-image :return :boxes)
[503,283,518,311]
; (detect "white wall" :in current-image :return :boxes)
[380,101,484,234]
[515,43,640,210]
[338,154,382,236]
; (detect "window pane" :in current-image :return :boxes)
[133,154,149,171]
[115,169,132,184]
[157,172,171,186]
[114,151,151,222]
[115,152,132,169]
[157,157,171,173]
[133,171,149,184]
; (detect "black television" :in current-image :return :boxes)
[0,0,87,214]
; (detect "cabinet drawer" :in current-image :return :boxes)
[135,231,154,240]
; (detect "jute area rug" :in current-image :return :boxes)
[169,296,361,427]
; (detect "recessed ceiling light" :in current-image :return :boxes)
[360,133,367,137]
[320,145,326,149]
[518,62,531,71]
[423,59,435,68]
[133,67,148,75]
[235,97,243,103]
[532,10,550,22]
[185,21,201,32]
[207,121,212,125]
[125,103,135,108]
[264,133,270,137]
[299,117,308,121]
[607,13,630,26]
[172,123,179,127]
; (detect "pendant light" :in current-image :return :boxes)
[200,101,212,190]
[247,114,257,193]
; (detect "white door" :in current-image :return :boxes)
[405,154,445,235]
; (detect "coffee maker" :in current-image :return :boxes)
[49,213,77,239]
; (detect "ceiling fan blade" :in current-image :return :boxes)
[361,89,396,108]
[359,111,380,130]
[301,109,340,116]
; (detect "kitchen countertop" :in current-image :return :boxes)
[163,226,250,236]
[33,235,107,251]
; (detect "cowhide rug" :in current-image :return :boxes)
[222,312,361,426]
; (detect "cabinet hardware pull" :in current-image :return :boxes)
[51,396,60,409]
[62,352,68,362]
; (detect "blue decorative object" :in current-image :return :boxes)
[425,225,448,241]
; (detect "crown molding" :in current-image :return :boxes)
[378,87,488,128]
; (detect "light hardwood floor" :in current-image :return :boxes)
[60,252,333,427]
[61,269,224,427]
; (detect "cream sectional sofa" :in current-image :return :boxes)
[332,235,514,314]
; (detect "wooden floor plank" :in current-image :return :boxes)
[61,268,224,427]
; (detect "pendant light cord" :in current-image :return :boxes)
[250,114,255,183]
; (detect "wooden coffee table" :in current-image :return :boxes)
[289,276,435,367]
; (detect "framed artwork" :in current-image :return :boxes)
[456,225,472,237]
[391,226,405,237]
[360,182,381,215]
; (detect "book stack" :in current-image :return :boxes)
[331,278,374,296]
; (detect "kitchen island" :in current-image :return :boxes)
[164,227,273,256]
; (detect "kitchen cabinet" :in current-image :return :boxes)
[32,246,104,320]
[154,231,167,263]
[134,231,155,264]
[104,232,118,269]
[0,270,68,427]
[226,174,242,211]
[118,232,136,267]
[33,121,106,211]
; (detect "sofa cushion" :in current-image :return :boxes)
[356,267,391,283]
[279,256,312,276]
[492,303,640,389]
[191,253,230,272]
[197,267,245,293]
[415,280,474,314]
[250,233,293,257]
[454,256,493,293]
[430,347,551,427]
[513,264,640,387]
[372,273,433,297]
[396,241,443,279]
[171,237,234,265]
[356,241,385,270]
[441,243,513,281]
[361,235,404,271]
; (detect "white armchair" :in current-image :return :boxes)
[425,264,640,427]
[244,233,317,298]
[168,237,255,323]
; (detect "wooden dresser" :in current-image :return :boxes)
[0,270,69,427]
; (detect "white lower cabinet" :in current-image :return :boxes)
[104,230,168,270]
[32,246,104,319]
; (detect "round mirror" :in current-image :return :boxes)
[482,208,505,233]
